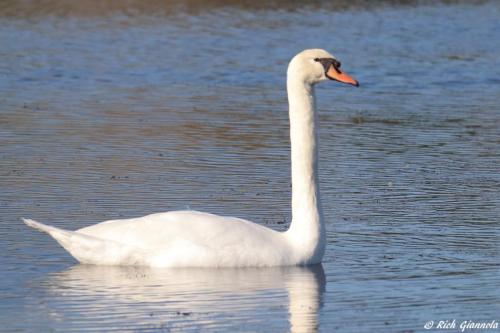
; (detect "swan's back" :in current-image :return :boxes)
[76,211,291,267]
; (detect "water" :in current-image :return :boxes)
[1,1,500,332]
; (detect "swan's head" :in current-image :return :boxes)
[288,49,359,87]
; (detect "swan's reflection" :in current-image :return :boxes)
[43,264,325,332]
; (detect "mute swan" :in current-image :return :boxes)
[23,49,358,268]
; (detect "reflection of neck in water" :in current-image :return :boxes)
[44,264,325,332]
[287,265,325,333]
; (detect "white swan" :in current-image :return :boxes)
[23,49,358,268]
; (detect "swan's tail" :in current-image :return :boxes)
[22,218,146,265]
[23,218,66,235]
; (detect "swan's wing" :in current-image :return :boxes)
[23,218,148,265]
[24,211,290,267]
[77,211,280,248]
[76,211,289,267]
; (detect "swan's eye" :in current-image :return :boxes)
[314,58,320,62]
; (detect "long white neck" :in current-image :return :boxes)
[285,74,326,263]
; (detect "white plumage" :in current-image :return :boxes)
[23,49,358,268]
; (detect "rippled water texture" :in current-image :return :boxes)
[1,1,500,332]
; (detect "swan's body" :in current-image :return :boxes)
[24,49,358,268]
[25,211,295,267]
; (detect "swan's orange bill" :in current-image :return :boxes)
[326,65,359,87]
